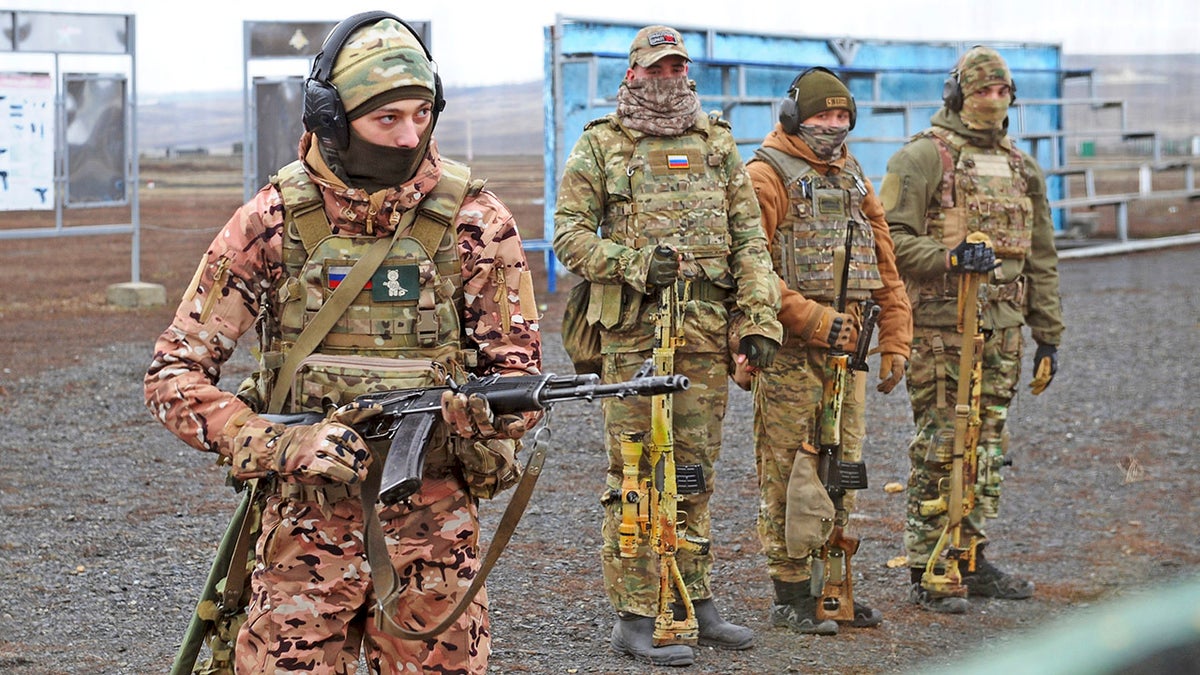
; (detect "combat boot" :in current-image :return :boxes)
[847,599,883,628]
[687,598,754,650]
[908,568,968,614]
[610,613,695,667]
[769,579,838,635]
[962,546,1035,599]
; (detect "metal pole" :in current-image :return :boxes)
[129,14,141,282]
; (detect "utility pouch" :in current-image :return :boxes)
[561,279,602,375]
[588,281,643,332]
[291,355,446,413]
[785,448,836,558]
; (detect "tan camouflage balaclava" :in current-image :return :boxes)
[326,17,439,192]
[953,46,1014,131]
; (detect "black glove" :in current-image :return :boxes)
[948,239,1000,273]
[1029,342,1058,395]
[645,245,680,288]
[739,334,781,369]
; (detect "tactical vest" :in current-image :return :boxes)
[244,160,477,414]
[751,147,883,304]
[597,115,733,285]
[920,127,1034,259]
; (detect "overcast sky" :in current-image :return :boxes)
[4,0,1198,94]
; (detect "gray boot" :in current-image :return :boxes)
[691,598,754,650]
[610,613,695,666]
[770,579,839,636]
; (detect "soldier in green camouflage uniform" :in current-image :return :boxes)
[145,13,541,673]
[879,45,1065,614]
[553,25,782,667]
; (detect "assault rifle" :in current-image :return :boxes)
[812,223,880,623]
[267,365,689,505]
[617,246,706,647]
[918,232,991,597]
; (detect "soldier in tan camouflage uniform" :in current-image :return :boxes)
[880,45,1065,614]
[553,25,782,667]
[745,67,912,635]
[144,12,541,673]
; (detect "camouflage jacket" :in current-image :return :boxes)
[748,124,912,358]
[552,111,781,354]
[144,134,543,458]
[880,109,1064,346]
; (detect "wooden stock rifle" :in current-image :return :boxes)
[812,222,879,623]
[919,231,991,598]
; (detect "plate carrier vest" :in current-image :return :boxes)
[244,159,479,414]
[751,146,883,304]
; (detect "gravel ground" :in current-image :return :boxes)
[2,244,1199,674]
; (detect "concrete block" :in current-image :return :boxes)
[106,281,167,308]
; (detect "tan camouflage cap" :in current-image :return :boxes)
[331,17,436,119]
[628,25,690,68]
[954,45,1013,98]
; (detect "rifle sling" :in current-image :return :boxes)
[170,482,255,675]
[220,479,262,611]
[368,426,551,640]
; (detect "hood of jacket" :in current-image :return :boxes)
[930,107,1010,148]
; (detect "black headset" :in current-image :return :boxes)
[942,47,1017,112]
[302,11,445,150]
[778,66,857,133]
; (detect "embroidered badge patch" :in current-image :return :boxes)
[371,265,419,302]
[667,154,690,169]
[648,30,679,47]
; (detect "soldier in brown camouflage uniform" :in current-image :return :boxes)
[879,45,1065,614]
[745,67,912,635]
[144,13,541,673]
[552,25,782,667]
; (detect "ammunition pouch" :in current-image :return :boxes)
[982,278,1026,306]
[277,481,361,507]
[679,280,731,304]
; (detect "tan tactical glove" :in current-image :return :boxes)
[1029,343,1058,395]
[227,402,379,485]
[441,391,528,440]
[804,305,859,351]
[877,352,907,394]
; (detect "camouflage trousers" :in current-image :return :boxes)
[599,351,728,617]
[236,476,489,674]
[752,344,866,583]
[903,325,1023,568]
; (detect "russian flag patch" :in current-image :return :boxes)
[667,154,690,169]
[328,265,372,290]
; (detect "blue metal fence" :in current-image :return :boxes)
[539,17,1074,291]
